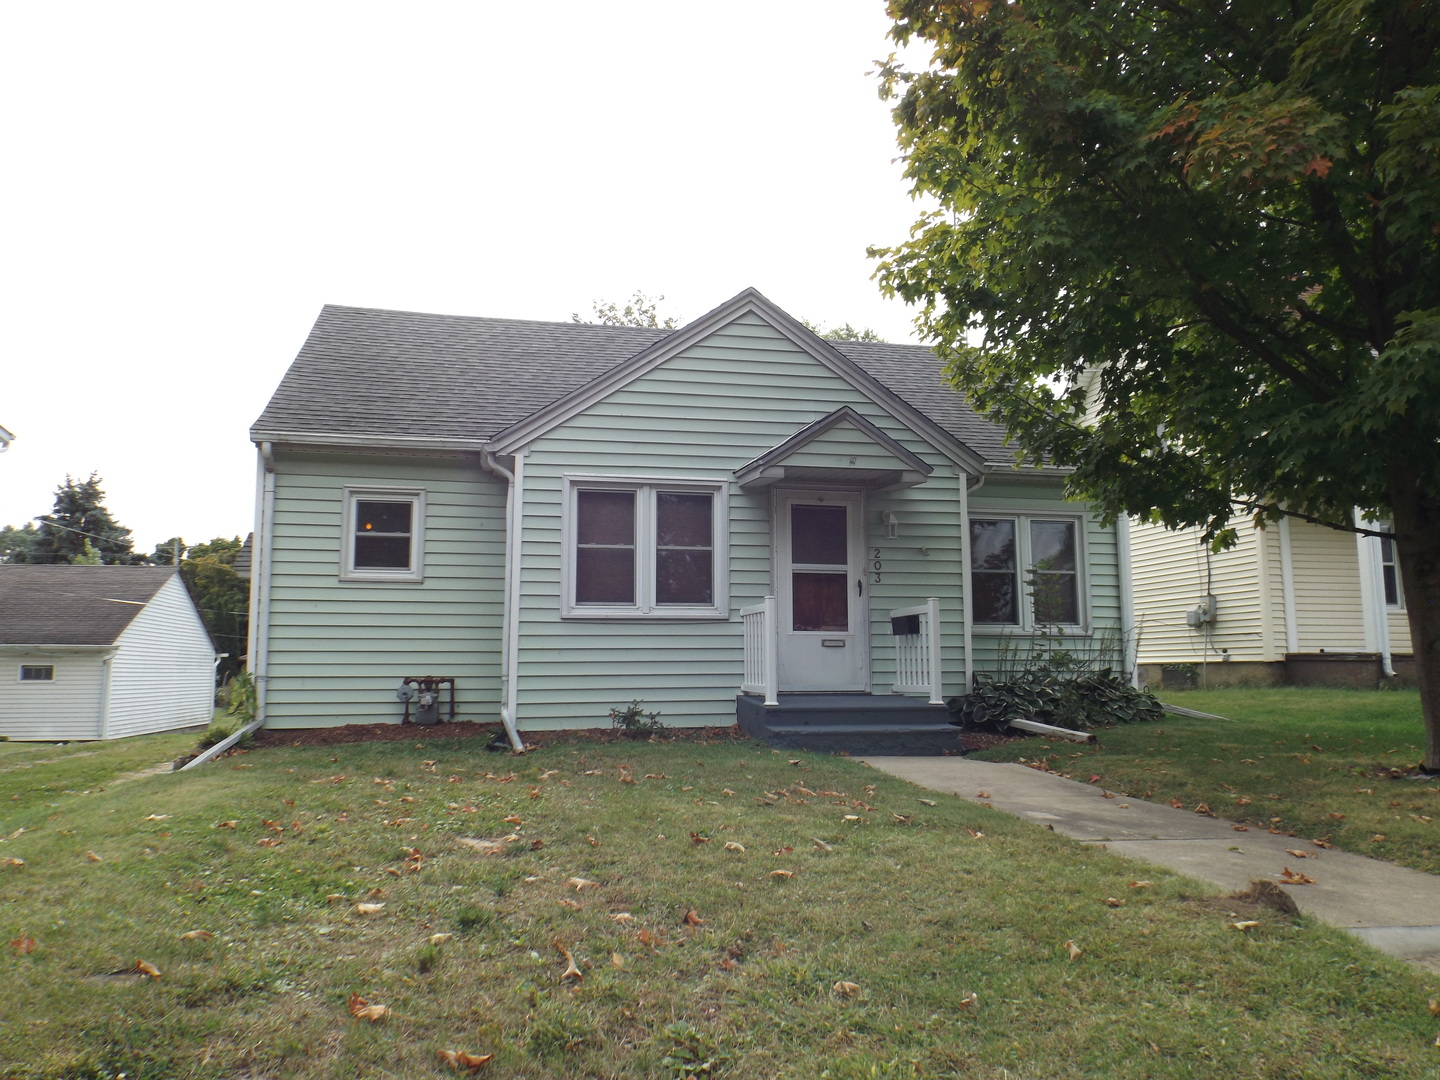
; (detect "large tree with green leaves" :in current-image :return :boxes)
[872,1,1440,764]
[29,473,138,564]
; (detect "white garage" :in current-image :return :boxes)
[0,565,218,741]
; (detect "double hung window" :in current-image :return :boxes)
[969,515,1084,629]
[564,477,727,617]
[1380,526,1403,608]
[341,488,425,582]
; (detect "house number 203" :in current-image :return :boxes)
[872,548,882,585]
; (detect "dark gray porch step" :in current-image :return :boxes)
[736,693,963,756]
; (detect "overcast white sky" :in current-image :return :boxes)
[0,2,936,552]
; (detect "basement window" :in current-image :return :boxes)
[341,488,426,582]
[19,665,54,682]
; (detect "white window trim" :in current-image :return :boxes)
[18,664,55,682]
[340,487,426,583]
[969,511,1090,633]
[1379,524,1404,610]
[561,474,730,619]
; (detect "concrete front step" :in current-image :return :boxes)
[736,693,964,756]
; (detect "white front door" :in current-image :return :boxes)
[775,490,869,691]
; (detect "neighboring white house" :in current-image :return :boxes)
[1128,514,1410,690]
[0,425,14,453]
[0,565,219,741]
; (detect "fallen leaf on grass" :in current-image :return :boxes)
[1371,834,1388,843]
[892,813,912,823]
[833,980,861,997]
[557,944,583,981]
[355,902,386,915]
[135,959,161,979]
[10,935,36,954]
[842,815,861,822]
[769,870,795,879]
[812,838,833,852]
[683,909,705,926]
[608,912,636,924]
[918,798,937,806]
[611,951,625,969]
[1278,867,1316,885]
[957,991,978,1009]
[429,933,453,945]
[143,814,170,821]
[1328,812,1346,821]
[1169,799,1185,809]
[1065,940,1083,961]
[1235,797,1253,806]
[1103,897,1124,908]
[565,877,599,891]
[1429,998,1440,1018]
[721,788,736,797]
[502,815,523,826]
[348,992,390,1021]
[326,893,347,903]
[723,841,746,852]
[966,828,985,839]
[179,930,215,941]
[0,857,23,868]
[690,833,712,844]
[1231,920,1260,931]
[1128,881,1153,889]
[255,837,283,848]
[437,1049,494,1071]
[558,899,582,910]
[85,851,102,862]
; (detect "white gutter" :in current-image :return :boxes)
[1116,515,1139,687]
[180,718,265,771]
[250,430,491,452]
[249,442,277,729]
[479,449,526,752]
[960,471,985,695]
[1277,515,1299,654]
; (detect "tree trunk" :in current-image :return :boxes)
[1389,464,1440,772]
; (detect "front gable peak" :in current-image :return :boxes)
[734,407,935,491]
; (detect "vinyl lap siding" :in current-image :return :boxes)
[515,314,969,727]
[264,451,505,727]
[106,576,217,738]
[968,481,1124,674]
[1287,522,1366,652]
[0,652,105,741]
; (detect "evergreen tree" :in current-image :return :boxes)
[30,473,137,564]
[0,523,38,563]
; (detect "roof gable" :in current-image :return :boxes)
[0,565,178,646]
[734,407,934,491]
[486,289,984,473]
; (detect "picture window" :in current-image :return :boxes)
[969,515,1084,629]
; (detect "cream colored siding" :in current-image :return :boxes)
[263,451,506,728]
[1389,610,1413,653]
[1287,522,1366,651]
[513,314,975,728]
[1129,521,1275,663]
[0,651,106,740]
[105,575,216,738]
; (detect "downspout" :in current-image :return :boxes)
[252,442,277,729]
[1278,515,1299,654]
[1116,515,1139,688]
[479,448,526,752]
[960,470,985,695]
[1354,509,1395,678]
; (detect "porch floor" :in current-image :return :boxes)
[735,693,963,756]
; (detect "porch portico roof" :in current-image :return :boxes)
[733,406,937,492]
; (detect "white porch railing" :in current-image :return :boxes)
[740,596,779,706]
[891,597,944,704]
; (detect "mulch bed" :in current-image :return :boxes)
[245,721,1022,753]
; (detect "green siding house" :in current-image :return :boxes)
[247,289,1127,746]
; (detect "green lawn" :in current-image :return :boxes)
[2,727,1438,1079]
[971,687,1440,874]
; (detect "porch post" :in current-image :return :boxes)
[926,597,943,704]
[763,594,779,706]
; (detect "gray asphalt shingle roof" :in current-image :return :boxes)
[252,303,1020,467]
[0,565,177,646]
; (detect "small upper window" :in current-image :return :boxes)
[19,665,54,682]
[342,489,425,581]
[1380,527,1403,608]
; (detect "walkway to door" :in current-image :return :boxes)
[864,755,1440,971]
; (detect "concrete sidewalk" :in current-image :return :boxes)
[865,756,1440,969]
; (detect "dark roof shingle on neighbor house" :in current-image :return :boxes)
[252,303,1020,467]
[0,565,179,646]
